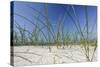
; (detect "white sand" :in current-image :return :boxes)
[13,45,97,66]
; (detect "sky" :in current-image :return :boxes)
[11,1,97,42]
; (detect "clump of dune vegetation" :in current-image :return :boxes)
[11,2,97,66]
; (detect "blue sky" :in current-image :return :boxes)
[12,1,97,41]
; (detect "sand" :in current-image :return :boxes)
[13,45,97,66]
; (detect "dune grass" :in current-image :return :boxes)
[13,3,97,62]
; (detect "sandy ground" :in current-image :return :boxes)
[13,45,97,66]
